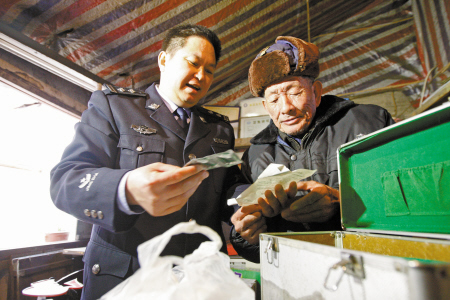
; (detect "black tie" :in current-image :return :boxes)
[176,107,188,130]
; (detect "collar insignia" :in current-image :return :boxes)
[147,103,160,110]
[213,138,229,145]
[131,125,157,135]
[103,84,147,96]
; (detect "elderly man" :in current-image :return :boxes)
[230,36,395,263]
[50,24,241,299]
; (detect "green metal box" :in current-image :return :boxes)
[338,102,450,236]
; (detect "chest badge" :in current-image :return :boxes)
[213,138,229,145]
[131,124,157,135]
[147,103,160,110]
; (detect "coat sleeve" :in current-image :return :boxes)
[230,226,261,263]
[227,148,263,262]
[50,91,139,232]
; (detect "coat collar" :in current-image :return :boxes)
[185,107,211,147]
[144,83,186,139]
[144,83,211,142]
[250,95,356,145]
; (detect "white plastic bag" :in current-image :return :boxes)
[101,221,254,300]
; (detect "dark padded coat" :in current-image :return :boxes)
[231,95,395,263]
[50,83,241,300]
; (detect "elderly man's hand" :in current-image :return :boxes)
[258,181,297,217]
[231,204,267,245]
[125,163,209,216]
[281,181,340,223]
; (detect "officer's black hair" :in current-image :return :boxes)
[162,24,222,64]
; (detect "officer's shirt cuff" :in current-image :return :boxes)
[117,172,145,215]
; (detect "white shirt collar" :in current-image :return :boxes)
[155,84,178,114]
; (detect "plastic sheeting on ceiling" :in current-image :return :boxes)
[0,0,449,107]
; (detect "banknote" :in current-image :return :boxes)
[184,149,243,170]
[236,168,317,206]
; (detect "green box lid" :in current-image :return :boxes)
[338,102,450,236]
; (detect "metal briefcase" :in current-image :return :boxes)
[260,102,450,300]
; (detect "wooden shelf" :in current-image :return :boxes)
[235,137,252,149]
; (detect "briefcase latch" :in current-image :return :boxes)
[324,253,365,291]
[264,236,279,265]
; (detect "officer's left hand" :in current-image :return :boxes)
[281,181,340,223]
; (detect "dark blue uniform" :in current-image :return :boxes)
[50,83,240,299]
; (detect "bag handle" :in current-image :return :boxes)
[137,220,222,268]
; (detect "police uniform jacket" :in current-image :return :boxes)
[50,83,240,299]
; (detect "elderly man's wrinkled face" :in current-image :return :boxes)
[263,76,322,136]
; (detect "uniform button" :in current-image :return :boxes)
[290,154,297,161]
[136,146,143,152]
[84,209,91,217]
[189,218,194,222]
[98,211,104,219]
[91,210,98,218]
[92,264,100,275]
[188,154,196,160]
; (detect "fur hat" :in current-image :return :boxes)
[248,36,320,97]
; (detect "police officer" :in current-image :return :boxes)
[50,24,241,299]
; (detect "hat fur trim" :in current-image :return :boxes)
[249,36,321,97]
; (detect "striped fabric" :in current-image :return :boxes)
[0,0,448,107]
[207,0,450,107]
[0,0,374,104]
[316,0,423,99]
[413,0,450,94]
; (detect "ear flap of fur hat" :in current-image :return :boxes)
[248,36,320,97]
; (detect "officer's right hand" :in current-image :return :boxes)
[231,204,267,245]
[125,162,209,216]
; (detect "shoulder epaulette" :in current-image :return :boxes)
[197,106,230,123]
[102,84,147,97]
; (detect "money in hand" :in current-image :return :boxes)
[184,149,243,170]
